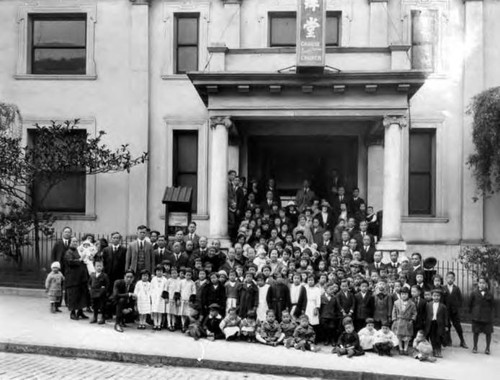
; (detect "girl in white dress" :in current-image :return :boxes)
[256,273,270,323]
[150,265,168,330]
[305,275,321,338]
[166,267,181,331]
[134,270,151,329]
[179,268,197,332]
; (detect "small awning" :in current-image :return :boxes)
[162,186,193,205]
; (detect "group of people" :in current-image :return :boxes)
[44,174,495,360]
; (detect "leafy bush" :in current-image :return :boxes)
[459,245,500,287]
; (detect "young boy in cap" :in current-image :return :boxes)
[425,288,448,358]
[203,303,224,340]
[293,314,321,352]
[336,319,364,357]
[256,309,284,346]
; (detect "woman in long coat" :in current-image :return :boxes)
[64,237,89,320]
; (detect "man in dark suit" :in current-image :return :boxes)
[386,251,401,272]
[168,230,186,252]
[331,186,351,215]
[425,289,448,357]
[165,241,190,269]
[408,252,423,286]
[359,235,376,264]
[367,251,385,276]
[260,190,276,214]
[443,271,468,348]
[103,232,127,289]
[153,235,169,266]
[112,270,136,332]
[354,280,374,331]
[353,221,373,247]
[317,202,334,232]
[348,187,365,214]
[191,236,209,266]
[295,179,316,213]
[336,280,355,321]
[411,285,427,340]
[51,226,72,274]
[264,178,281,205]
[125,225,154,275]
[319,230,334,252]
[183,221,200,249]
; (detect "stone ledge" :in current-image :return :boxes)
[0,342,441,380]
[14,74,97,81]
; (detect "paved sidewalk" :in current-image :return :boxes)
[0,294,498,380]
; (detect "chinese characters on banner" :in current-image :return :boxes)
[297,0,326,72]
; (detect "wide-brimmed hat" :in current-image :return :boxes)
[208,303,220,311]
[285,201,296,208]
[320,201,331,209]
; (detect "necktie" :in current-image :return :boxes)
[139,241,143,250]
[114,246,117,253]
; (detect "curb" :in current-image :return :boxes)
[0,342,443,380]
[0,287,46,298]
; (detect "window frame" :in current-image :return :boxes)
[173,130,199,213]
[174,13,200,74]
[21,118,97,220]
[15,4,97,80]
[408,129,436,216]
[29,13,87,75]
[268,11,341,48]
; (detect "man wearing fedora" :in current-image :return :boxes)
[295,179,316,213]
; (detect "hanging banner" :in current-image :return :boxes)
[297,0,326,71]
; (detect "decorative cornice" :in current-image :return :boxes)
[222,0,243,4]
[209,116,232,129]
[129,0,150,5]
[383,115,408,128]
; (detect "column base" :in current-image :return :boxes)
[376,239,407,252]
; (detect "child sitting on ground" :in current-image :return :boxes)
[358,318,377,351]
[293,314,320,352]
[413,330,436,362]
[373,322,399,356]
[219,307,241,341]
[256,310,284,346]
[186,309,203,340]
[281,310,297,348]
[203,303,224,340]
[240,310,258,342]
[45,261,65,313]
[336,320,365,358]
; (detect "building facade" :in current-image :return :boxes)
[1,0,500,259]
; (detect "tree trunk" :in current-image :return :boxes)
[33,212,40,267]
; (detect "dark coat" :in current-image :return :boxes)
[125,240,154,274]
[64,248,87,288]
[320,293,338,320]
[412,297,427,331]
[424,302,448,337]
[291,285,307,319]
[88,272,110,299]
[51,239,69,273]
[360,246,376,264]
[469,289,495,324]
[354,292,374,321]
[442,284,463,313]
[338,331,362,350]
[267,282,291,322]
[153,247,169,267]
[201,283,226,317]
[237,282,259,318]
[336,291,356,317]
[112,279,135,301]
[164,252,190,269]
[102,246,126,287]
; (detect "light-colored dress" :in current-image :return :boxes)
[134,280,152,315]
[305,285,321,326]
[179,278,196,316]
[77,242,97,275]
[358,327,376,350]
[256,284,270,322]
[150,275,167,314]
[45,272,65,302]
[166,277,181,315]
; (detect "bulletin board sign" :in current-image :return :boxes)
[297,0,326,72]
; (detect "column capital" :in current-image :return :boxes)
[383,115,408,128]
[129,0,150,5]
[210,116,233,129]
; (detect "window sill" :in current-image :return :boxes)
[402,216,449,223]
[160,213,208,220]
[161,74,189,81]
[14,74,97,81]
[52,213,97,221]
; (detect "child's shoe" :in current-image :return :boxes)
[472,347,478,354]
[50,304,56,313]
[97,314,105,325]
[347,349,354,358]
[89,315,97,324]
[485,348,490,355]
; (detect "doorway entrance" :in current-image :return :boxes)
[247,135,358,199]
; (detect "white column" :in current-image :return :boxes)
[367,138,384,212]
[127,0,149,234]
[378,115,407,251]
[462,0,484,243]
[209,116,231,239]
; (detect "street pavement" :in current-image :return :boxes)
[0,294,499,380]
[0,352,320,380]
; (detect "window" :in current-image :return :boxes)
[409,130,435,215]
[173,131,198,212]
[411,9,438,71]
[269,12,340,47]
[175,14,199,74]
[29,129,86,213]
[29,14,87,75]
